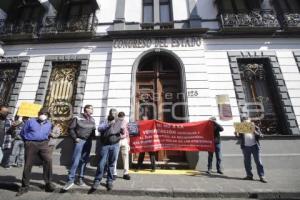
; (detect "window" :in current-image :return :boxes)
[276,0,300,13]
[0,65,19,106]
[7,0,44,24]
[143,0,154,23]
[159,0,172,23]
[221,0,261,13]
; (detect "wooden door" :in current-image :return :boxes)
[135,54,186,163]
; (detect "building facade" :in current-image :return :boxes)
[0,0,300,167]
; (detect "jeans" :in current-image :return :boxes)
[67,139,92,183]
[94,143,120,186]
[207,143,222,171]
[242,144,264,178]
[22,141,52,187]
[113,138,130,175]
[9,140,24,166]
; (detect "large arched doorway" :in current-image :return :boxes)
[134,50,187,163]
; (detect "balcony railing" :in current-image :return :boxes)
[0,14,98,40]
[220,10,280,31]
[0,20,39,35]
[40,14,97,34]
[283,13,300,29]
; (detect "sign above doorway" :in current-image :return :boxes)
[113,37,202,49]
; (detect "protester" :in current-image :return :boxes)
[235,117,267,183]
[17,108,56,196]
[7,116,29,168]
[207,116,224,175]
[91,109,123,191]
[63,105,96,191]
[113,111,131,180]
[0,105,11,166]
[136,115,156,172]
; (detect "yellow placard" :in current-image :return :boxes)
[17,102,42,118]
[234,122,255,133]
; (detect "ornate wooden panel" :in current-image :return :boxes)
[44,62,80,135]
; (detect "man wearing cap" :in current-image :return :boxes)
[207,116,224,175]
[17,108,55,196]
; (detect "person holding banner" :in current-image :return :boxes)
[207,116,224,175]
[234,117,267,183]
[136,115,156,172]
[17,108,56,196]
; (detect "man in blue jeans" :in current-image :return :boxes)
[91,113,123,191]
[63,105,96,191]
[235,117,267,183]
[207,116,224,175]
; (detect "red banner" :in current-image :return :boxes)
[130,120,215,153]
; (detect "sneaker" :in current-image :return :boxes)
[16,187,28,196]
[243,176,253,180]
[4,165,11,169]
[112,175,117,181]
[92,181,100,190]
[260,177,268,183]
[123,174,131,180]
[106,183,113,191]
[45,183,56,192]
[77,179,87,187]
[206,170,212,175]
[12,163,18,167]
[63,182,74,191]
[217,170,224,175]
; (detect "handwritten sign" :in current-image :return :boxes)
[17,102,42,118]
[234,122,255,133]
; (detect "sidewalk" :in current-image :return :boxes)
[0,165,299,199]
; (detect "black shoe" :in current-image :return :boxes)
[106,184,113,191]
[260,177,268,183]
[243,176,253,180]
[217,170,224,175]
[123,174,131,180]
[45,183,56,192]
[206,170,212,175]
[16,187,28,196]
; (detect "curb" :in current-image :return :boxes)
[1,182,300,199]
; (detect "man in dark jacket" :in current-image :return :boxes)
[235,117,267,183]
[17,108,55,196]
[207,116,224,175]
[63,105,96,191]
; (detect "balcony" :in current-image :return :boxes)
[40,14,98,39]
[282,13,300,31]
[0,19,39,40]
[220,10,280,33]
